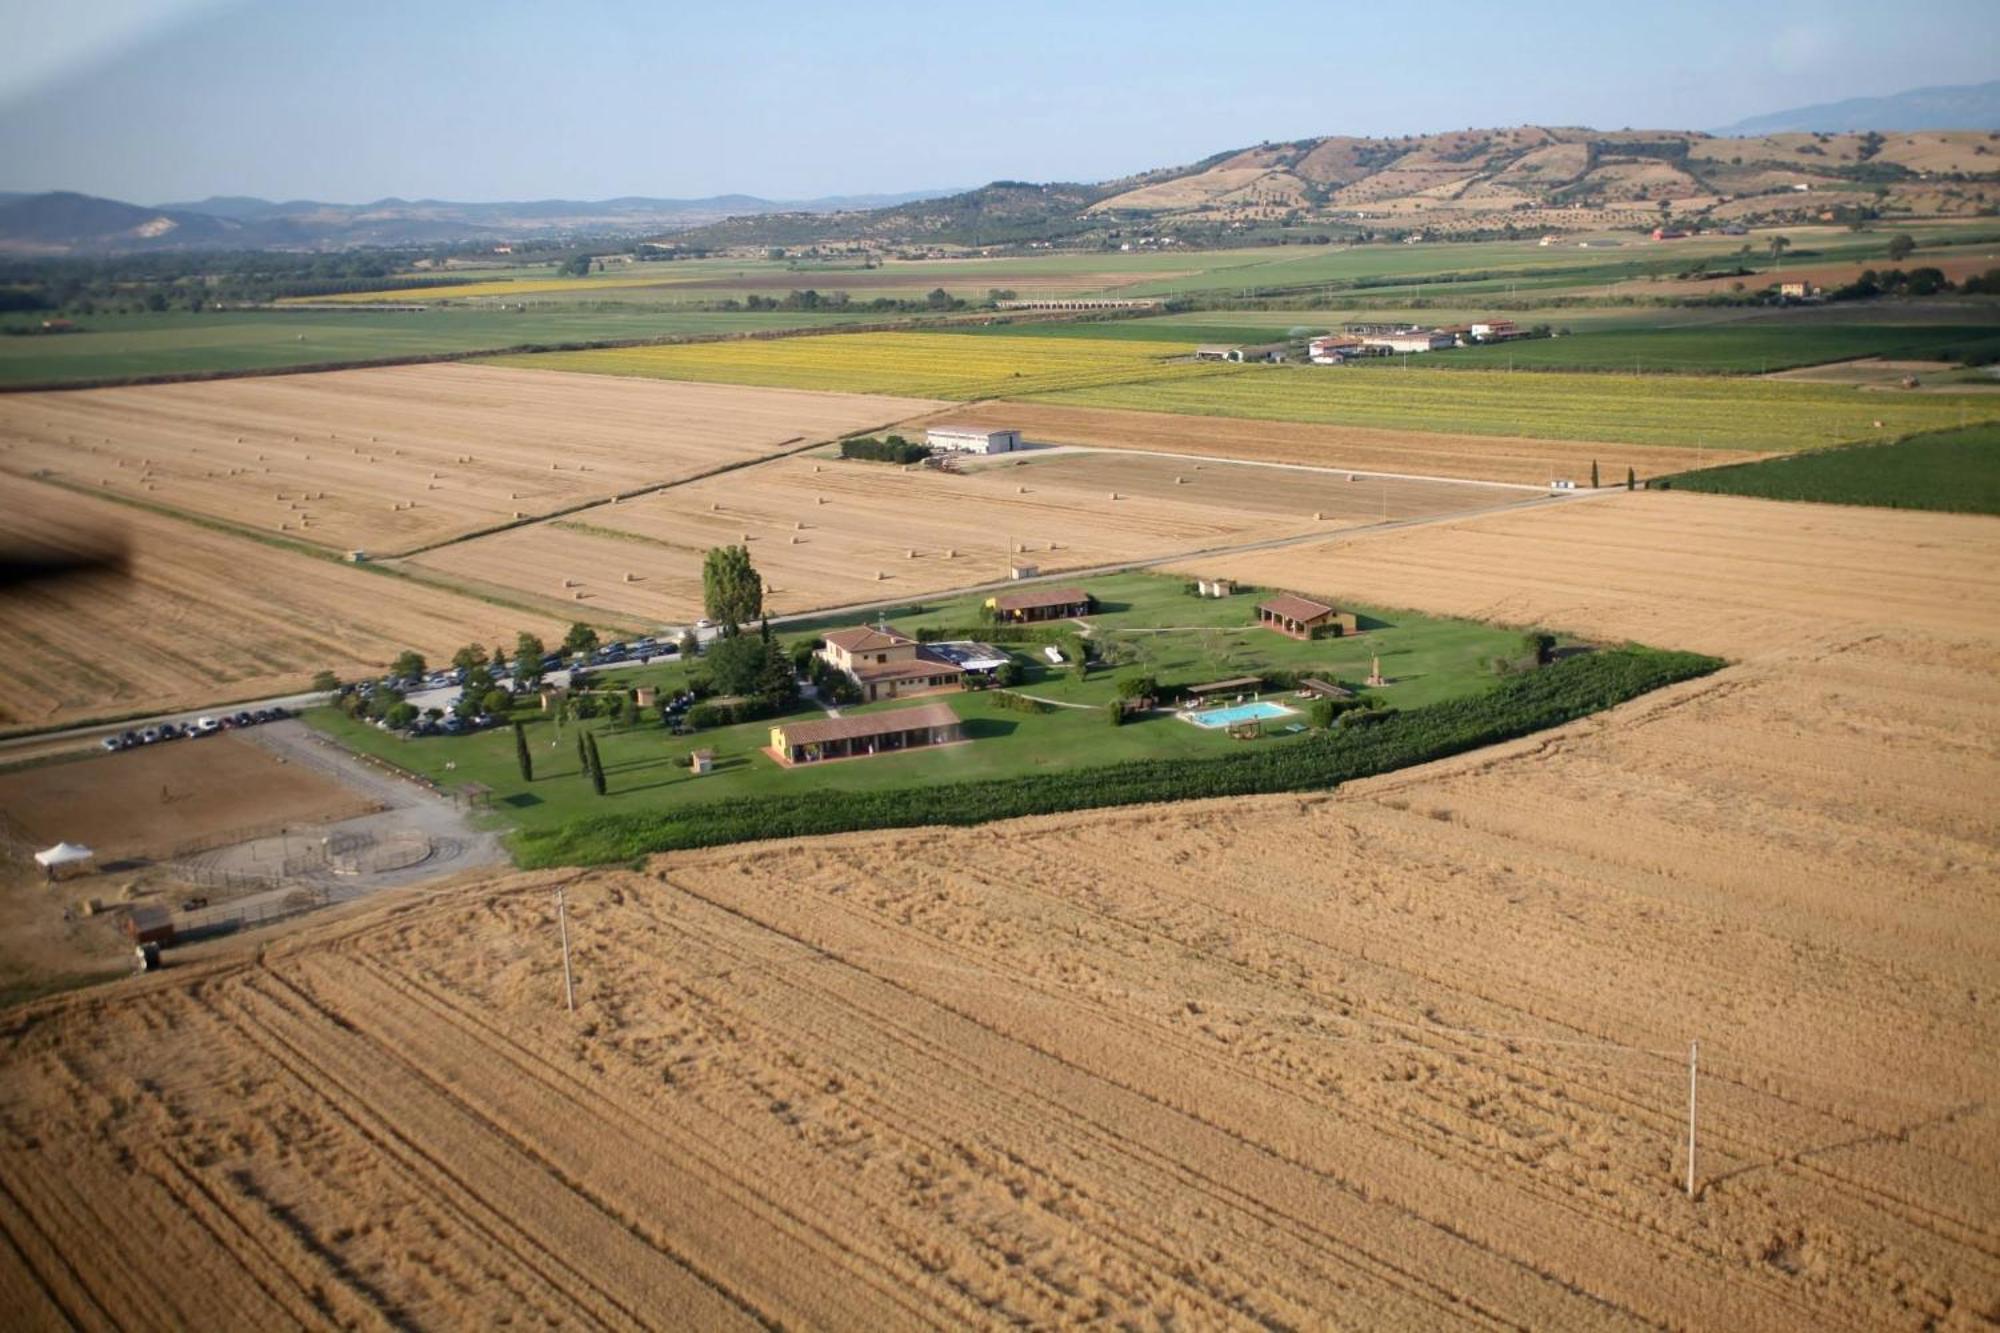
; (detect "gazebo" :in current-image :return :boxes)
[33,842,93,881]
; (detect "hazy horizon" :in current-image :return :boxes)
[0,0,1994,205]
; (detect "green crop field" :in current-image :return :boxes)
[0,308,884,386]
[1659,423,2000,514]
[306,572,1535,840]
[1438,324,2000,374]
[1024,363,2000,451]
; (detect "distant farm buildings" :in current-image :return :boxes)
[925,425,1021,455]
[1195,342,1290,363]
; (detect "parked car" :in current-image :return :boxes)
[179,895,208,912]
[266,705,291,721]
[100,735,124,752]
[139,726,162,744]
[156,722,182,740]
[119,730,141,748]
[232,712,253,727]
[193,716,220,735]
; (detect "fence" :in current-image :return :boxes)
[174,885,330,942]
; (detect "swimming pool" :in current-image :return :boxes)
[1185,701,1296,729]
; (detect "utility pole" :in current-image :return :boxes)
[1686,1039,1698,1199]
[557,885,576,1013]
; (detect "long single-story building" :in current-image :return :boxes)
[988,585,1092,623]
[1257,593,1358,640]
[770,702,967,766]
[925,425,1021,455]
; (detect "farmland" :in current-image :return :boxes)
[926,400,1758,485]
[1031,362,2000,450]
[1661,422,2000,514]
[483,331,1226,399]
[0,308,883,387]
[402,448,1535,621]
[1439,323,2000,374]
[0,481,570,733]
[4,484,1996,1328]
[0,365,942,555]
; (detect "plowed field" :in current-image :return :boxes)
[403,449,1533,620]
[0,365,940,555]
[0,482,569,732]
[3,491,1995,1328]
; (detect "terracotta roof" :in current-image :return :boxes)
[1259,593,1336,622]
[1186,676,1265,695]
[992,586,1090,613]
[823,625,915,653]
[1299,677,1354,698]
[852,657,964,682]
[775,702,961,747]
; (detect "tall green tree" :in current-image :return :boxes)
[514,632,547,688]
[451,643,489,673]
[585,732,607,796]
[563,622,600,658]
[1590,459,1600,489]
[514,721,534,782]
[1886,233,1916,262]
[576,723,589,774]
[390,649,426,681]
[702,545,763,628]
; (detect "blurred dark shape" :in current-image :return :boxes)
[0,535,130,593]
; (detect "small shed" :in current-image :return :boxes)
[690,748,715,775]
[1298,677,1354,700]
[1195,577,1235,598]
[124,905,175,946]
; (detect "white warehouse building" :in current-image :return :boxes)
[925,425,1022,455]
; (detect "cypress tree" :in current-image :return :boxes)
[585,731,607,796]
[1626,466,1637,491]
[1590,459,1600,489]
[576,724,589,775]
[514,720,533,782]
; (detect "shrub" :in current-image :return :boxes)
[994,660,1024,687]
[516,647,1724,866]
[840,435,931,464]
[482,688,512,714]
[384,702,418,730]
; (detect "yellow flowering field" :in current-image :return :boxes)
[484,332,1227,400]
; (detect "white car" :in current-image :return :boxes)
[193,716,221,735]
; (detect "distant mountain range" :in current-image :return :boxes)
[1715,79,2000,136]
[0,188,958,255]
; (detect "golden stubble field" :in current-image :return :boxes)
[921,399,1763,485]
[0,481,572,731]
[0,365,942,556]
[3,491,1995,1328]
[403,448,1535,621]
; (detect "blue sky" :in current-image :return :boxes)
[0,0,1992,203]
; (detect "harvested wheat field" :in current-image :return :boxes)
[0,481,569,732]
[0,365,941,556]
[0,735,375,861]
[4,490,1997,1328]
[403,449,1534,621]
[921,399,1758,485]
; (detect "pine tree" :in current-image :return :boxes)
[514,720,533,782]
[585,732,607,796]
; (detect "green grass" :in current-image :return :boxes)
[305,572,1536,839]
[0,308,884,386]
[1437,325,2000,374]
[1659,423,2000,514]
[945,320,1332,345]
[1025,363,2000,451]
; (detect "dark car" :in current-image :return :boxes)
[179,895,209,912]
[233,712,254,727]
[266,705,290,721]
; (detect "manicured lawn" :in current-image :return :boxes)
[307,572,1536,838]
[1660,423,2000,514]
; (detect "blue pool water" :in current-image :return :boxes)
[1186,701,1295,729]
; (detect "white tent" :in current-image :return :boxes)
[33,842,94,869]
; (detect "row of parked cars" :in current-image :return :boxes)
[102,706,291,751]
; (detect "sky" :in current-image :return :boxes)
[0,0,1993,204]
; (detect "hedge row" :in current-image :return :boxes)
[514,646,1720,867]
